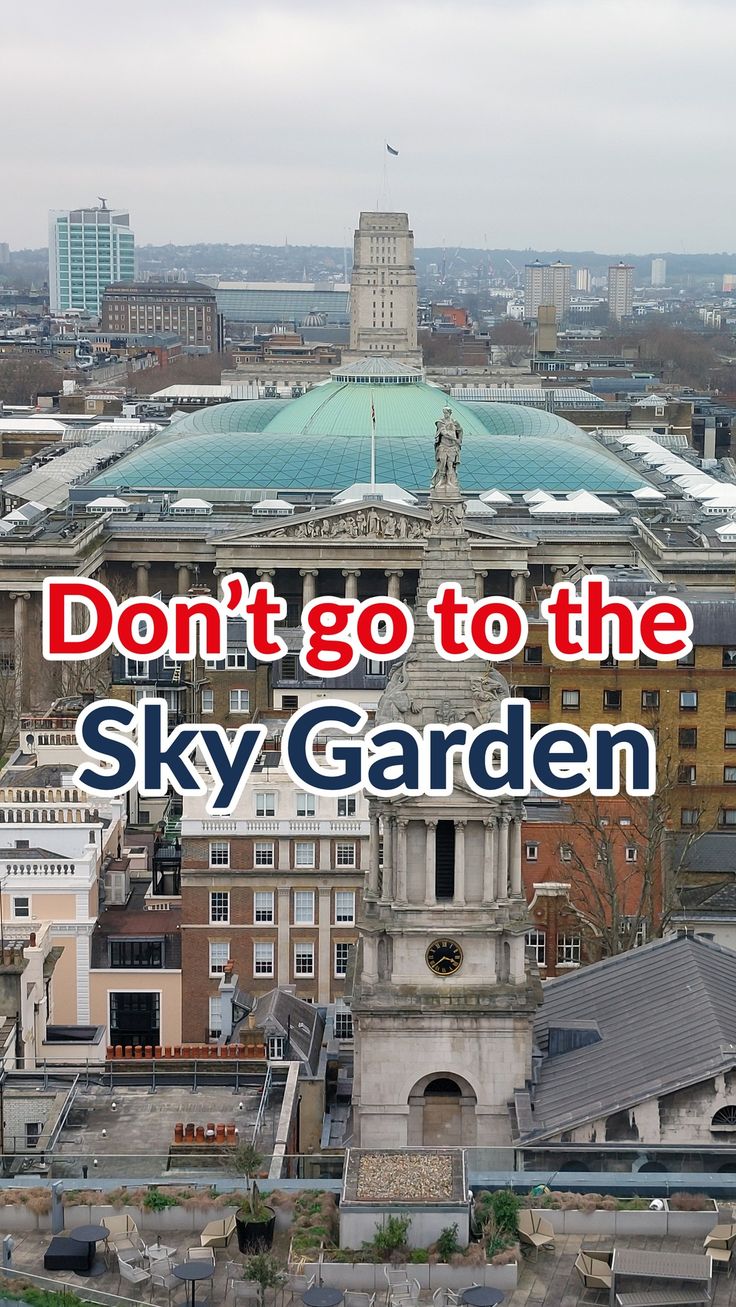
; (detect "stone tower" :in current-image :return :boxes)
[350,409,541,1149]
[343,211,423,367]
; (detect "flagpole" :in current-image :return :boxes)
[370,390,376,487]
[382,140,388,209]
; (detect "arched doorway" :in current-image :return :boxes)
[407,1073,477,1147]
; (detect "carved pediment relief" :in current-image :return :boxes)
[221,504,522,545]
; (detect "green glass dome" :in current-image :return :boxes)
[90,378,649,495]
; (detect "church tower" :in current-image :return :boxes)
[350,411,541,1149]
[343,211,423,367]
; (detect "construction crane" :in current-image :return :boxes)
[505,257,522,288]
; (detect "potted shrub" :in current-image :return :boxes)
[235,1161,276,1254]
[243,1253,286,1307]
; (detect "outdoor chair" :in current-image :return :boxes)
[431,1291,460,1307]
[517,1209,555,1258]
[704,1221,736,1249]
[187,1246,216,1266]
[574,1251,613,1301]
[233,1283,261,1307]
[201,1213,237,1248]
[149,1258,179,1306]
[118,1254,152,1297]
[345,1294,376,1307]
[113,1237,146,1266]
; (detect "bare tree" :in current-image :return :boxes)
[0,356,63,405]
[491,320,531,367]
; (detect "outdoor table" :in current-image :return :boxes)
[609,1248,712,1306]
[461,1288,505,1307]
[146,1242,177,1263]
[68,1222,110,1278]
[173,1260,215,1307]
[302,1289,344,1307]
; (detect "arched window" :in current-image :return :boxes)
[424,1077,462,1097]
[712,1106,736,1130]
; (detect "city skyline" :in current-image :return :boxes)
[3,0,736,252]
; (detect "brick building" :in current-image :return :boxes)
[101,282,223,352]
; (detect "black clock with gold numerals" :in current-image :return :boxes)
[425,937,464,976]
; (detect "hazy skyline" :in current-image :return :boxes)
[3,0,735,254]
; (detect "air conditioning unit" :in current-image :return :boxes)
[105,867,130,906]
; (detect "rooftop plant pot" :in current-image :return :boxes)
[235,1207,276,1253]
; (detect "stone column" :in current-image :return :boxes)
[318,887,332,1004]
[379,816,393,904]
[424,820,437,907]
[366,812,381,900]
[175,563,191,594]
[385,569,403,600]
[510,815,523,896]
[395,819,408,905]
[483,818,497,905]
[257,567,275,586]
[552,566,568,584]
[300,569,318,607]
[277,887,291,986]
[474,570,488,601]
[12,592,29,714]
[453,821,466,907]
[134,562,150,594]
[342,569,361,599]
[511,570,530,604]
[497,815,510,899]
[362,934,379,985]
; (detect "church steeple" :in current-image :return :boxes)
[350,407,541,1150]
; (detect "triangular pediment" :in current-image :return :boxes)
[219,502,524,545]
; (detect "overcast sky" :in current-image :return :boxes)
[3,0,735,254]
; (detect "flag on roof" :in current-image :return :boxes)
[386,143,399,156]
[370,401,376,424]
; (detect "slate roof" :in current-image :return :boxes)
[673,832,736,875]
[520,935,736,1142]
[678,880,736,912]
[234,988,324,1075]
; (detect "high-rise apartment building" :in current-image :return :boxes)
[49,204,135,315]
[101,281,223,352]
[608,262,634,320]
[344,211,422,366]
[651,257,667,287]
[576,267,591,292]
[0,243,10,269]
[524,260,571,321]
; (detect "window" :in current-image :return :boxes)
[255,793,276,816]
[560,844,573,862]
[335,942,350,976]
[524,646,543,664]
[557,934,581,965]
[209,841,230,867]
[226,649,247,669]
[561,689,580,709]
[296,792,316,817]
[680,690,698,711]
[201,688,214,714]
[280,654,298,678]
[209,940,230,976]
[678,649,696,666]
[294,942,314,976]
[600,653,617,668]
[641,690,659,710]
[335,890,355,923]
[209,891,229,924]
[337,796,357,817]
[208,995,222,1039]
[678,764,696,784]
[723,649,736,668]
[229,689,250,713]
[336,843,356,866]
[521,686,550,702]
[11,895,30,920]
[620,916,647,947]
[726,729,736,748]
[720,809,736,827]
[727,692,736,712]
[281,694,299,711]
[603,689,622,709]
[525,842,539,862]
[295,841,315,868]
[679,728,697,748]
[365,658,386,675]
[125,658,147,677]
[526,929,546,967]
[681,808,700,827]
[254,941,274,976]
[267,1035,285,1059]
[725,767,736,784]
[334,1003,353,1038]
[625,846,638,862]
[294,890,315,924]
[109,938,163,968]
[254,841,274,866]
[639,653,657,668]
[252,891,274,924]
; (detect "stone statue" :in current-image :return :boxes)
[431,406,463,491]
[466,666,510,725]
[374,657,418,725]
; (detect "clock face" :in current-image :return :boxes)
[426,938,464,976]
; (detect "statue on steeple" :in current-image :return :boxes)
[431,406,463,491]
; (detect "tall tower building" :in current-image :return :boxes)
[651,257,667,287]
[345,211,422,366]
[524,260,571,321]
[49,204,135,315]
[576,267,591,292]
[608,262,634,320]
[350,415,540,1149]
